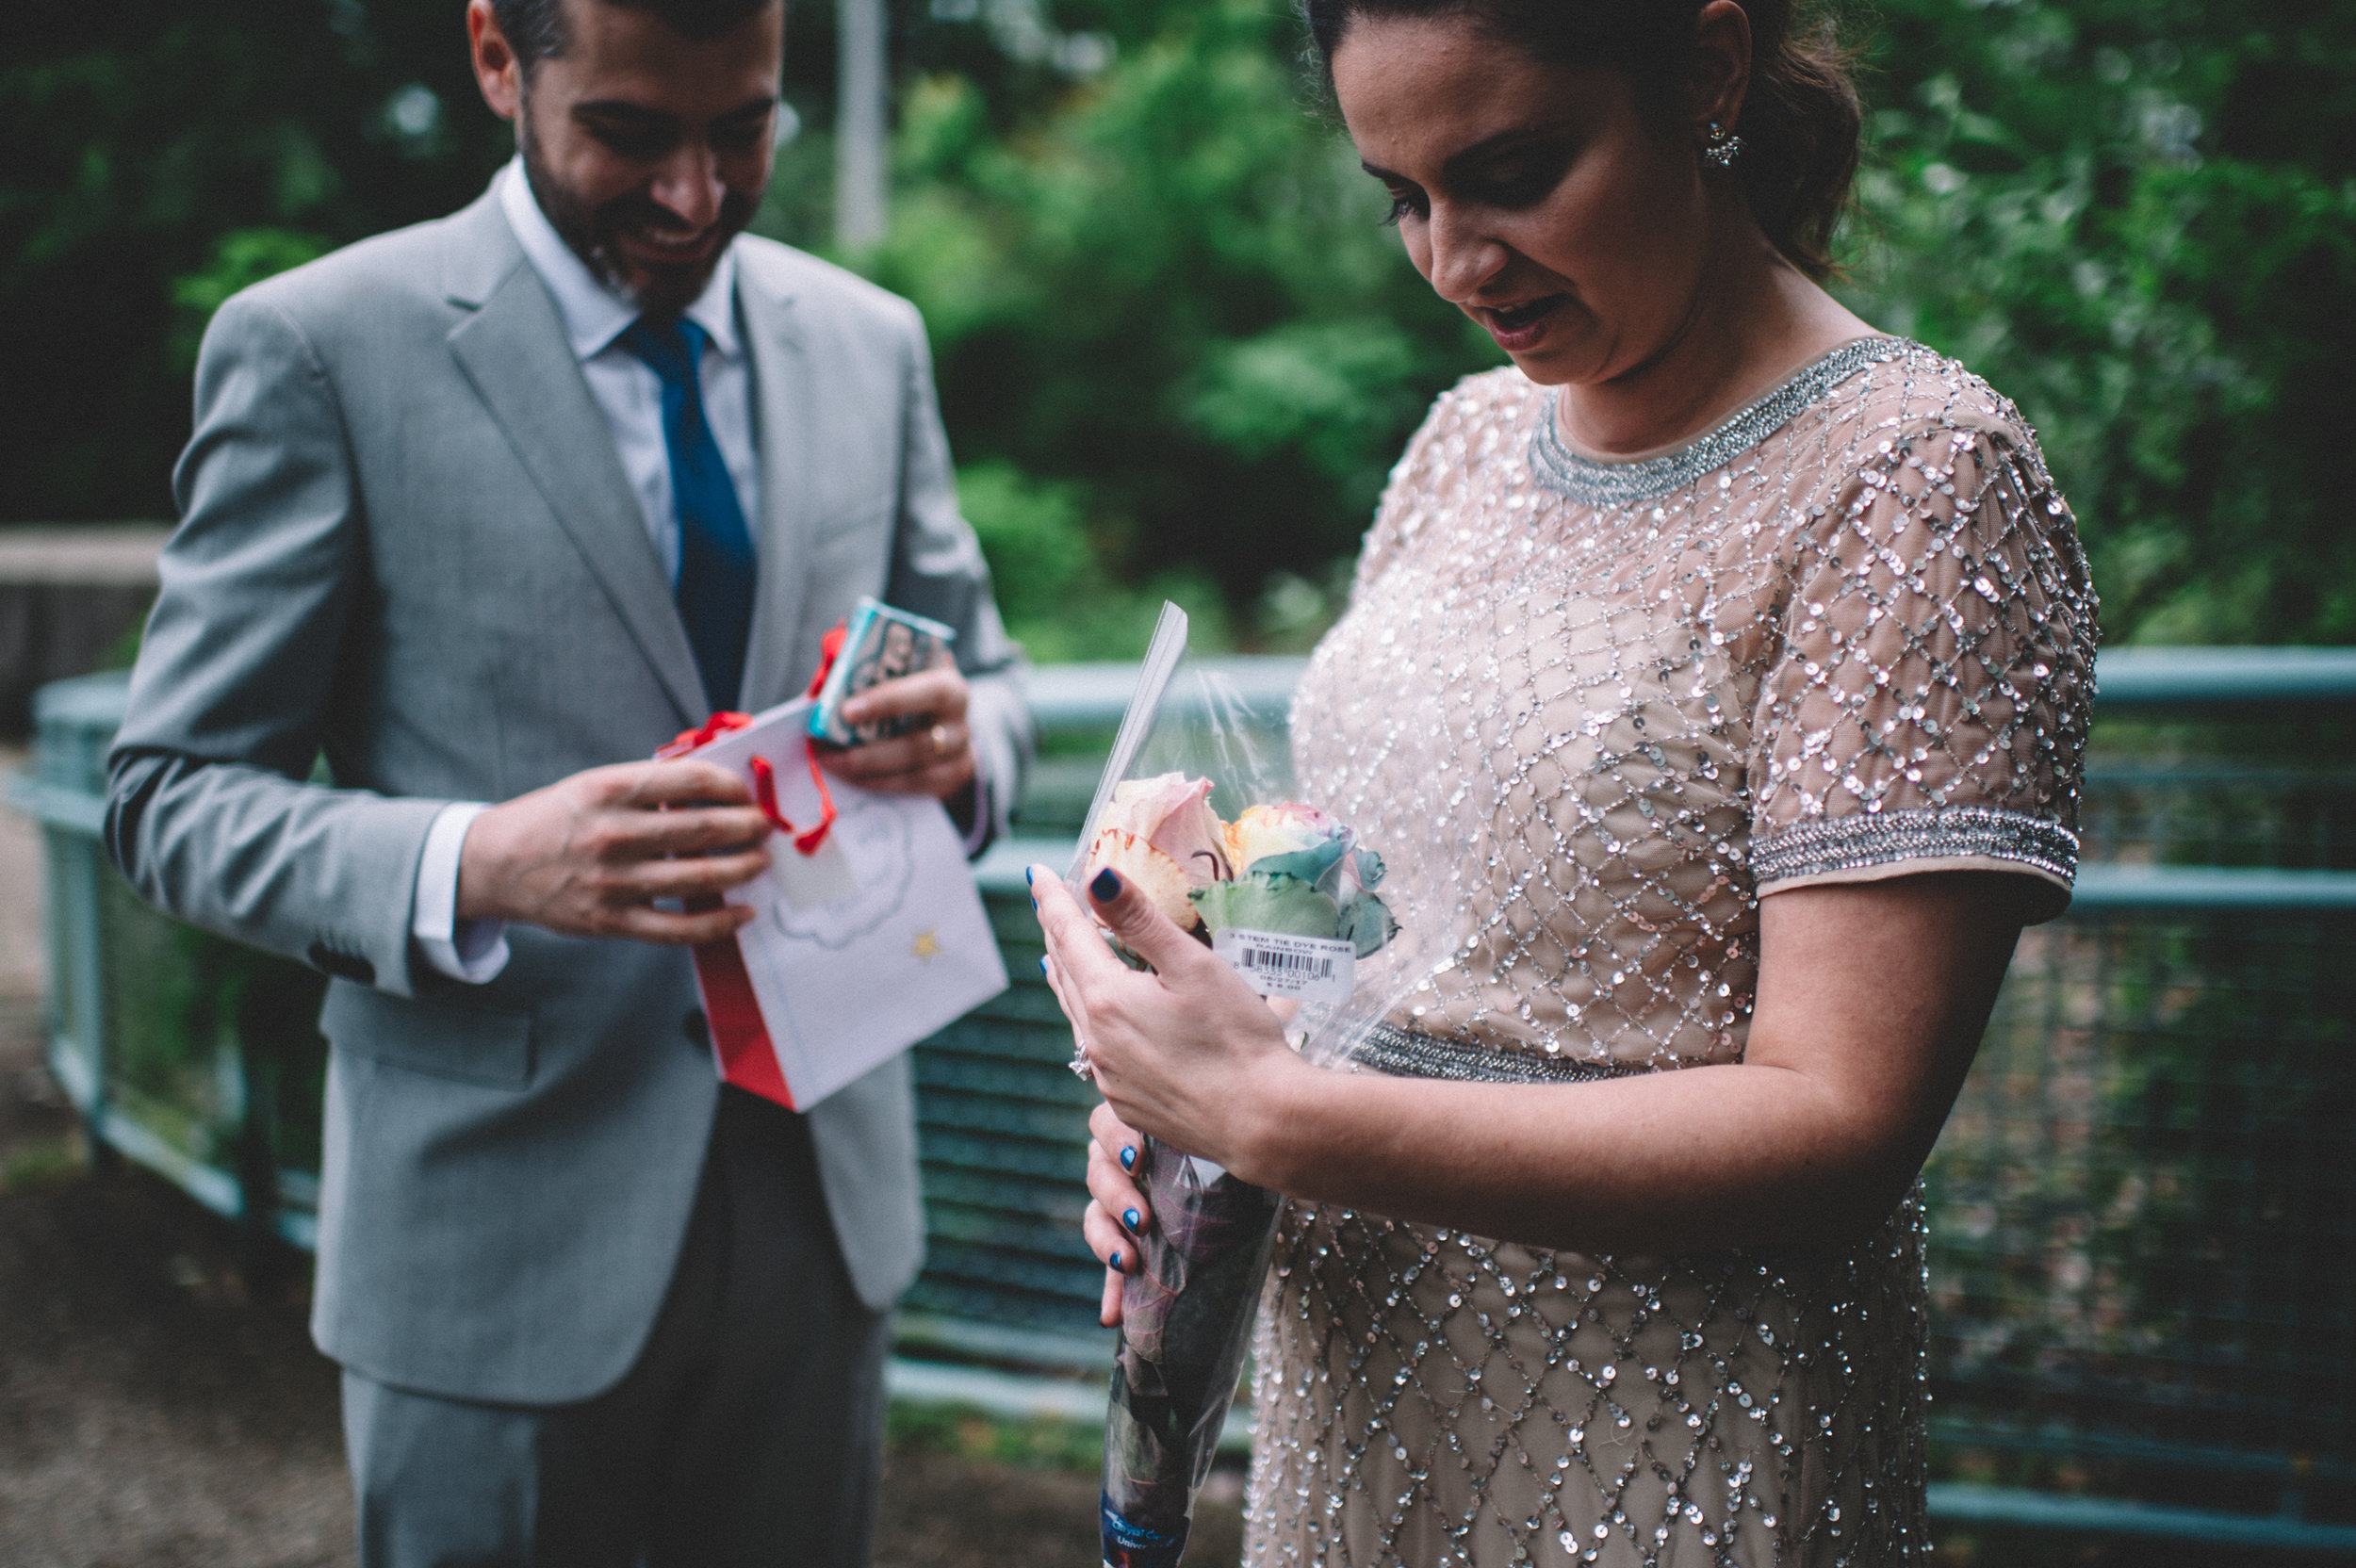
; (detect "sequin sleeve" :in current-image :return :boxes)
[1746,417,2097,918]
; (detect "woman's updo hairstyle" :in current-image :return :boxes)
[1300,0,1861,280]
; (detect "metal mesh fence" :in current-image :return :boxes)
[2074,710,2356,873]
[2078,760,2356,870]
[903,889,1108,1343]
[1923,907,2356,1482]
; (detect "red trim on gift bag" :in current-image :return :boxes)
[658,703,838,857]
[687,896,797,1110]
[807,620,848,698]
[749,752,837,855]
[656,710,752,760]
[660,617,857,1111]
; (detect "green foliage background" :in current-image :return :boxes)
[2,0,2348,654]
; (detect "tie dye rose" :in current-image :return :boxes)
[1082,779,1397,957]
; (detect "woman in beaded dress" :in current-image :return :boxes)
[1031,0,2095,1562]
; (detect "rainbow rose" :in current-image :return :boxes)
[1103,774,1231,888]
[1082,773,1231,930]
[1224,802,1346,881]
[1200,800,1395,956]
[1084,778,1398,957]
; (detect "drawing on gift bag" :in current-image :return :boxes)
[767,790,915,948]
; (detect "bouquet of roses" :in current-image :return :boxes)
[1087,776,1399,981]
[1084,780,1400,1568]
[1067,607,1415,1568]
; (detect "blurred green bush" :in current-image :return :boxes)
[2,0,2347,652]
[1842,0,2356,645]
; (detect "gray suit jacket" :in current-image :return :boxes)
[105,185,1032,1405]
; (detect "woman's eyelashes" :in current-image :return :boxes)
[1374,137,1579,227]
[1462,144,1577,210]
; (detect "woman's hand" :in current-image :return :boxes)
[1028,864,1307,1183]
[1082,1102,1149,1327]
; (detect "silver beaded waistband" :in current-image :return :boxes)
[1349,1021,1651,1085]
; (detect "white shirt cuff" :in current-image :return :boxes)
[412,802,512,984]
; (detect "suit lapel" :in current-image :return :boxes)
[444,233,707,727]
[735,270,818,712]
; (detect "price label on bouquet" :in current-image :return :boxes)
[1213,928,1356,1004]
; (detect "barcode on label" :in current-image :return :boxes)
[1236,948,1335,980]
[1212,928,1355,1004]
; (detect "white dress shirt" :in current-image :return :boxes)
[498,158,761,574]
[412,161,758,984]
[411,160,989,984]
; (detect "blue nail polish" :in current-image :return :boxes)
[1024,866,1035,887]
[1090,868,1122,902]
[1123,1208,1141,1232]
[1120,1146,1137,1170]
[1039,956,1049,975]
[1109,1250,1122,1270]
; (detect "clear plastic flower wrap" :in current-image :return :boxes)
[1068,604,1464,1568]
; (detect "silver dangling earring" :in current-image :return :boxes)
[1703,121,1744,170]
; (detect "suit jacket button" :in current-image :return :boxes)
[308,942,374,985]
[682,1009,710,1048]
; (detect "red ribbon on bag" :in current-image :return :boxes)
[656,614,851,858]
[662,620,858,1112]
[807,619,847,700]
[655,710,753,758]
[658,712,838,857]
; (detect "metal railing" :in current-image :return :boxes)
[11,648,2356,1547]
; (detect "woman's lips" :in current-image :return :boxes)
[1474,294,1567,351]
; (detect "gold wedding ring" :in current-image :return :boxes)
[930,723,952,758]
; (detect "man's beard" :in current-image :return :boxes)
[520,119,760,319]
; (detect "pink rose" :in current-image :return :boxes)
[1082,774,1235,930]
[1082,830,1203,930]
[1101,773,1232,888]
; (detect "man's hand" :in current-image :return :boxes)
[817,665,977,802]
[456,760,774,944]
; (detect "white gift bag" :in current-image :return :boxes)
[662,698,1008,1109]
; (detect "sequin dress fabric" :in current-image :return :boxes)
[1244,338,2097,1567]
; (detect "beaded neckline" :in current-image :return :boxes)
[1527,335,1910,508]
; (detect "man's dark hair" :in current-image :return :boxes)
[493,0,780,74]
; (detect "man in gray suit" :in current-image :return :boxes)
[103,0,1031,1561]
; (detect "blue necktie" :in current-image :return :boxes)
[622,317,756,714]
